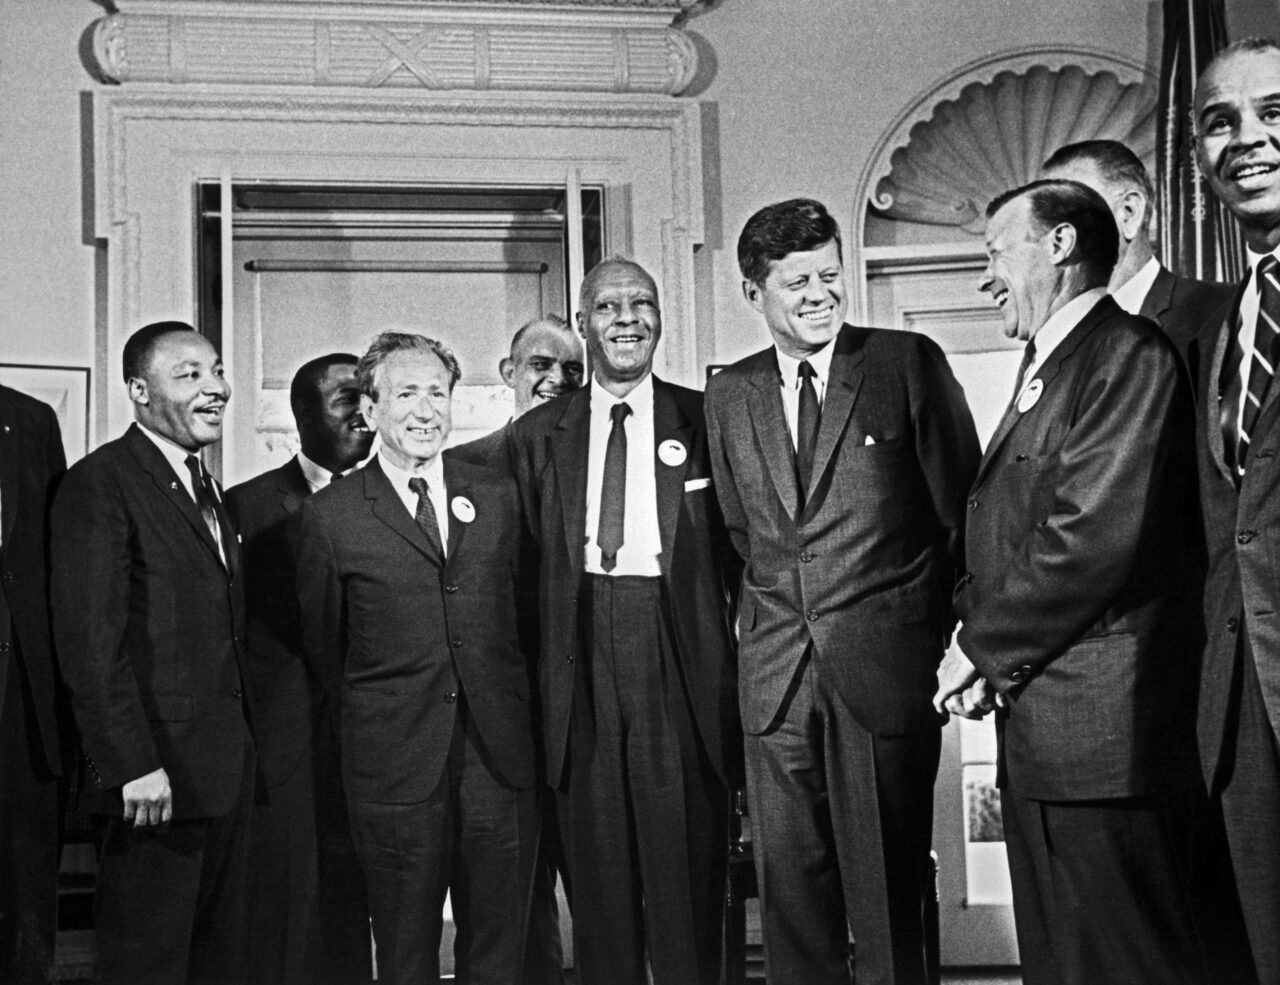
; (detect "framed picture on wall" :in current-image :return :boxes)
[0,363,90,464]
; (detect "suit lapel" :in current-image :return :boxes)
[1205,279,1251,483]
[125,425,228,573]
[0,400,17,548]
[653,378,692,574]
[746,353,800,519]
[442,459,469,561]
[277,457,309,515]
[1138,265,1175,324]
[804,328,864,520]
[974,297,1109,488]
[364,458,443,567]
[550,389,591,575]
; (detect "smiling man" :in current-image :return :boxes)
[704,199,979,985]
[52,321,256,984]
[1192,37,1280,984]
[508,258,740,985]
[934,180,1207,985]
[295,332,538,985]
[226,353,373,985]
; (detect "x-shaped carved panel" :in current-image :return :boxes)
[364,25,442,87]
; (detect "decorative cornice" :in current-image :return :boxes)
[90,1,700,94]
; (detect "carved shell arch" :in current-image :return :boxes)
[861,47,1156,236]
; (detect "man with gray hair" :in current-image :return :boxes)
[296,332,538,985]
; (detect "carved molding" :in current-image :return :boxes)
[91,1,700,94]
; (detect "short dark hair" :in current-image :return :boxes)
[987,179,1119,281]
[122,321,200,382]
[1042,139,1154,226]
[508,314,572,357]
[577,257,658,316]
[356,332,461,400]
[290,352,359,418]
[1217,36,1280,59]
[737,198,843,287]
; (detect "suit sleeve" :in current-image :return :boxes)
[909,336,982,631]
[956,331,1183,691]
[295,499,346,699]
[704,376,751,567]
[51,462,159,790]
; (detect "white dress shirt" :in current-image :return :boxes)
[775,335,837,451]
[137,421,228,565]
[583,373,662,577]
[1110,257,1161,316]
[1233,248,1280,441]
[1016,288,1109,401]
[297,451,358,495]
[378,451,449,557]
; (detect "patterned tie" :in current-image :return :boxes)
[1238,255,1280,473]
[597,402,631,573]
[408,477,444,558]
[1010,339,1037,406]
[796,360,821,500]
[184,455,224,552]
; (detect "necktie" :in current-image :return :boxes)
[329,471,344,483]
[1238,255,1280,473]
[408,477,445,558]
[1011,340,1036,405]
[597,402,631,573]
[184,455,224,550]
[796,360,821,498]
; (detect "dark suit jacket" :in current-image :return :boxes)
[226,458,313,789]
[449,422,512,472]
[1141,264,1235,386]
[705,324,980,737]
[51,423,251,818]
[508,378,741,788]
[957,296,1202,801]
[1194,274,1280,785]
[0,384,65,776]
[295,456,534,802]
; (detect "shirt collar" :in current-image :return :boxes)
[590,371,654,415]
[378,450,445,495]
[1029,287,1108,366]
[136,421,200,477]
[296,450,359,494]
[774,334,838,388]
[1110,257,1161,316]
[1247,246,1280,280]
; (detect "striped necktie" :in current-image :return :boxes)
[1238,255,1280,474]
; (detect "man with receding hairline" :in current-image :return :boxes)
[1192,36,1280,984]
[52,320,255,984]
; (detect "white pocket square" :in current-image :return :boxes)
[864,435,877,445]
[684,477,712,492]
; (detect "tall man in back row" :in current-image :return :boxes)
[1191,37,1280,984]
[705,199,980,985]
[934,179,1207,985]
[508,257,740,985]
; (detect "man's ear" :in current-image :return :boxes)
[127,377,148,407]
[499,357,516,389]
[742,278,763,311]
[1117,190,1148,243]
[575,311,586,337]
[358,393,379,434]
[1047,222,1078,266]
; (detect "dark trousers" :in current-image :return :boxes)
[1001,792,1205,985]
[1216,640,1280,984]
[0,650,60,985]
[348,702,538,985]
[744,653,938,985]
[559,574,727,985]
[92,739,256,985]
[523,793,568,985]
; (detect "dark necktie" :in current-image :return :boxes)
[1011,339,1037,405]
[597,402,631,573]
[329,471,344,483]
[1238,255,1280,473]
[408,477,444,558]
[184,455,224,552]
[796,360,820,498]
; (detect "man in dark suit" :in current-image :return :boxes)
[449,316,582,985]
[0,384,65,984]
[451,314,583,469]
[705,199,980,985]
[508,258,739,985]
[1042,139,1234,376]
[296,332,538,985]
[226,353,374,985]
[933,180,1207,985]
[1191,37,1280,984]
[51,321,255,984]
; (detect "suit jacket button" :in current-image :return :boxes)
[566,653,574,663]
[444,692,457,704]
[961,572,974,585]
[806,609,820,622]
[1,571,11,584]
[1010,666,1031,684]
[800,551,815,563]
[445,584,459,594]
[0,641,8,653]
[968,499,979,511]
[451,638,463,648]
[1227,616,1239,633]
[1237,530,1256,545]
[232,688,242,699]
